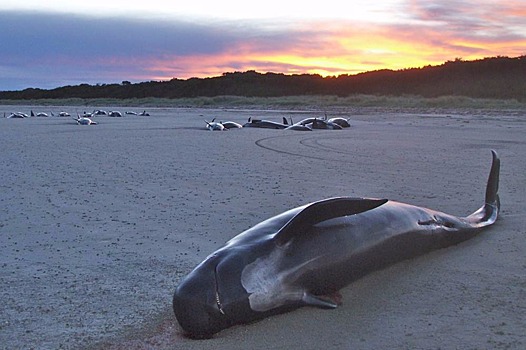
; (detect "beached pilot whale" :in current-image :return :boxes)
[173,151,500,339]
[205,118,226,131]
[243,117,289,129]
[75,114,97,125]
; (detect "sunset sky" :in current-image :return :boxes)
[1,0,525,90]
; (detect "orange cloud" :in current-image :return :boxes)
[143,11,524,83]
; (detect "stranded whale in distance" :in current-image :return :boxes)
[75,114,97,125]
[173,151,501,338]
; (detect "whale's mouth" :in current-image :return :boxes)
[214,266,226,315]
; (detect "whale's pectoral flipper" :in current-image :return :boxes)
[302,292,339,309]
[275,198,387,246]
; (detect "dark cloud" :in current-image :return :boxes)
[405,0,526,41]
[0,10,312,89]
[1,12,241,58]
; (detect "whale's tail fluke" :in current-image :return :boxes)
[465,150,500,227]
[485,150,500,208]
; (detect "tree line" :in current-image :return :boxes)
[1,56,525,101]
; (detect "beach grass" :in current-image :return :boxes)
[1,94,525,110]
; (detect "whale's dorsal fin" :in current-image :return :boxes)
[275,197,387,246]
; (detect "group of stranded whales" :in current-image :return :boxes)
[4,109,151,125]
[173,150,501,339]
[5,111,70,118]
[205,115,351,131]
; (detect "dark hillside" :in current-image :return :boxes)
[1,56,525,100]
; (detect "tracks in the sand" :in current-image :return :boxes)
[254,133,355,162]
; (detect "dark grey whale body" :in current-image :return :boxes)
[173,151,500,338]
[243,117,289,129]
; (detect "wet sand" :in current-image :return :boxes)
[1,106,525,349]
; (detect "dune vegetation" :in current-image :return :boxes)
[1,94,525,111]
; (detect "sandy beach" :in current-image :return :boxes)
[1,105,525,349]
